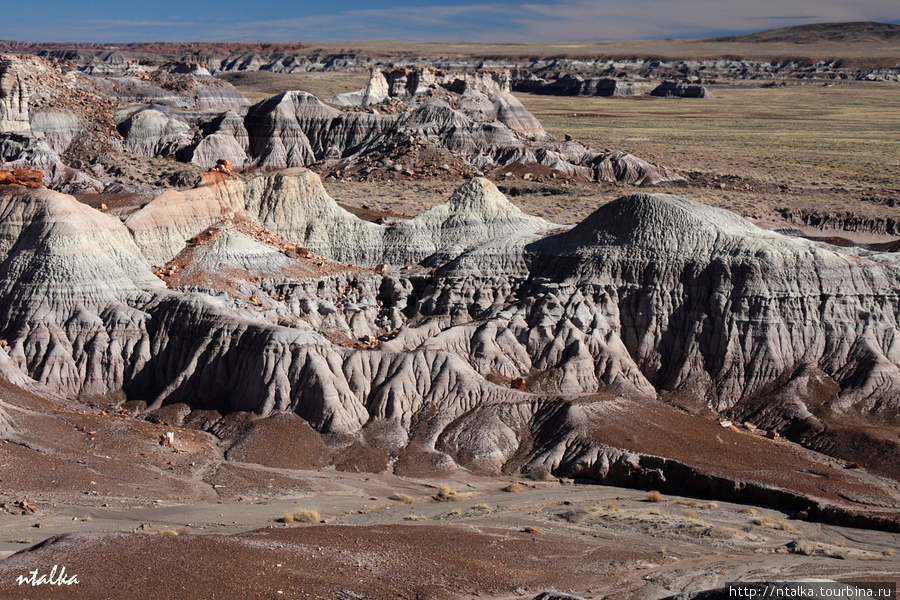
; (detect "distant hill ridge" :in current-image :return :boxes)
[714,21,900,44]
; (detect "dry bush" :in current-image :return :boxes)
[774,519,797,533]
[389,493,416,504]
[647,491,663,503]
[752,514,796,532]
[160,530,179,536]
[648,508,661,515]
[502,482,524,493]
[279,509,320,524]
[740,507,758,515]
[435,486,463,502]
[528,464,555,481]
[474,503,491,511]
[293,509,320,524]
[684,509,699,520]
[607,500,620,511]
[884,548,895,557]
[404,515,427,521]
[704,502,718,510]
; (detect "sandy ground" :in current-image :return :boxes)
[1,471,899,599]
[1,373,899,599]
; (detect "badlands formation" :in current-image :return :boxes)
[0,37,898,600]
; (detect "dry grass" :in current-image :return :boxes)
[517,83,900,226]
[434,486,464,502]
[520,83,900,188]
[739,507,758,515]
[647,491,663,503]
[278,509,321,524]
[389,493,416,504]
[502,482,525,493]
[884,548,895,557]
[606,500,620,511]
[683,509,699,520]
[752,514,797,532]
[404,515,427,521]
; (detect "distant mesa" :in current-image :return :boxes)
[649,81,711,99]
[713,21,900,44]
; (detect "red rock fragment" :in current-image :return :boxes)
[207,158,233,176]
[510,377,527,391]
[0,168,44,189]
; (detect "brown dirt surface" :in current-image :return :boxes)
[225,413,329,470]
[580,397,900,513]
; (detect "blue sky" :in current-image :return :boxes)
[2,0,898,43]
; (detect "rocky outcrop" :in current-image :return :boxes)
[1,173,900,503]
[11,42,898,82]
[0,185,164,396]
[649,81,712,98]
[0,57,30,133]
[0,55,684,190]
[125,172,247,264]
[126,169,551,267]
[186,111,249,169]
[118,107,194,158]
[237,87,680,184]
[0,168,42,188]
[515,74,635,97]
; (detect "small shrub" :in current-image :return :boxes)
[404,515,427,521]
[435,486,463,502]
[648,508,661,515]
[647,491,663,503]
[160,530,179,536]
[884,548,895,557]
[740,507,758,515]
[389,493,415,504]
[607,500,620,511]
[502,482,524,493]
[474,503,491,511]
[684,509,699,520]
[774,519,797,533]
[704,502,718,510]
[753,515,775,527]
[291,509,320,524]
[277,513,295,524]
[528,465,555,481]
